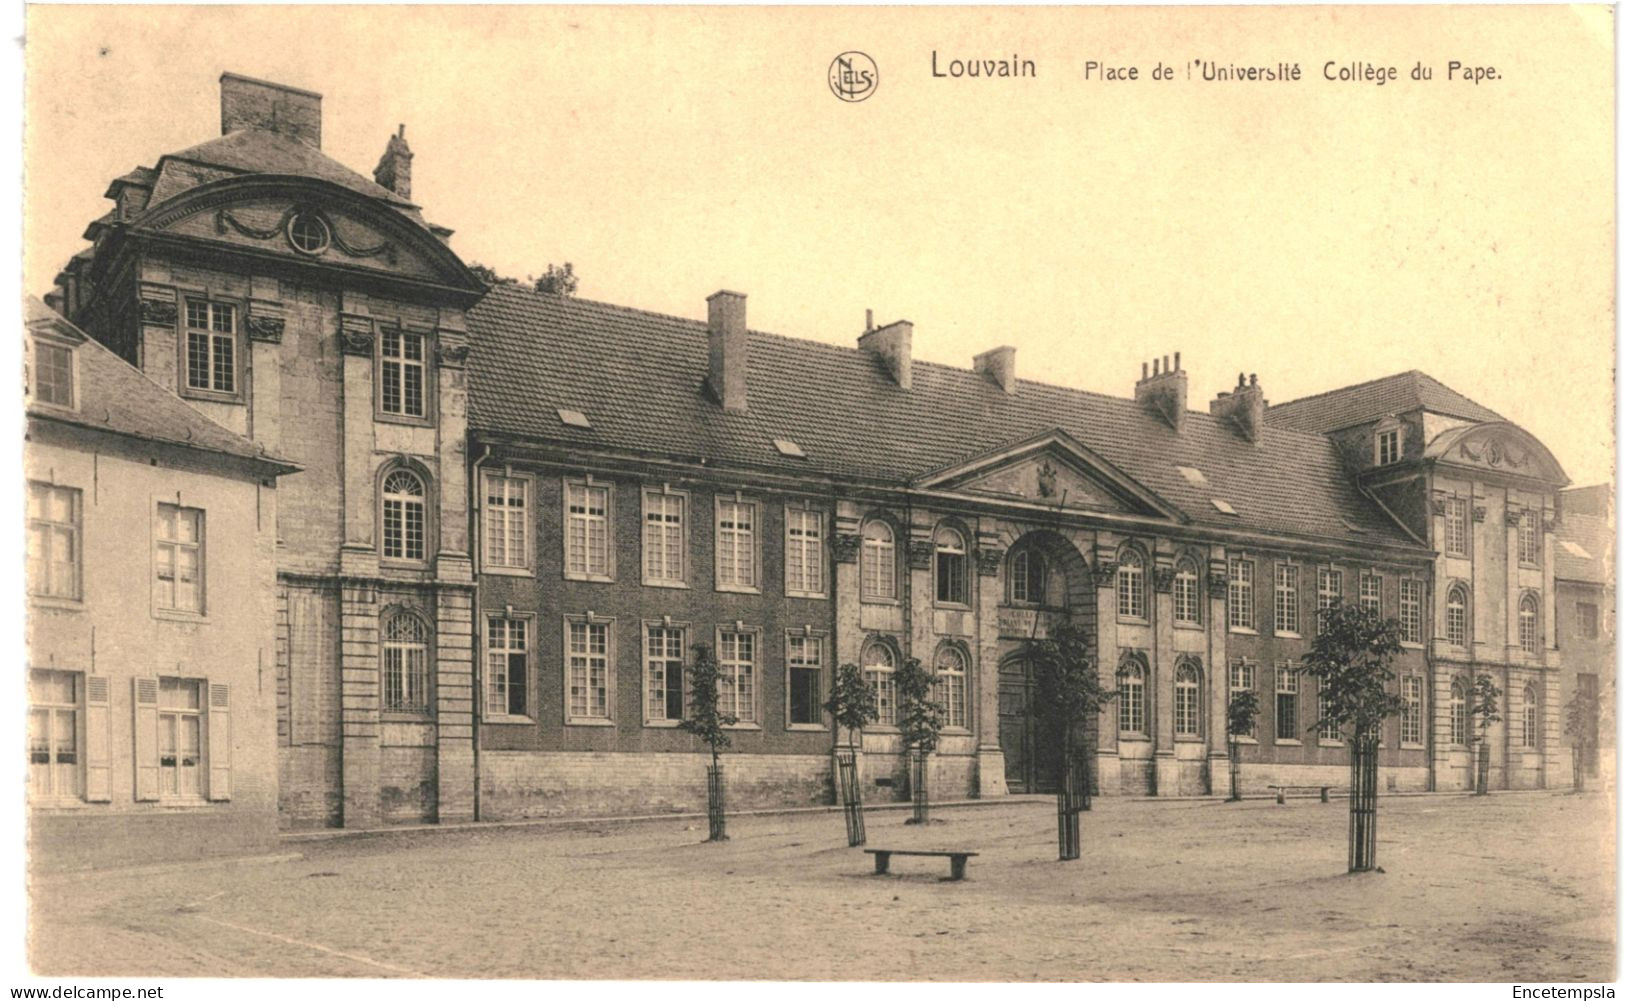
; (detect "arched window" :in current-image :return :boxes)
[1518,593,1540,655]
[1450,679,1469,745]
[861,520,896,601]
[1174,658,1202,737]
[1118,656,1146,735]
[383,610,431,713]
[1009,547,1046,606]
[934,526,968,605]
[381,468,428,563]
[933,646,968,729]
[863,641,897,726]
[1522,683,1539,747]
[1446,585,1469,647]
[1117,548,1145,620]
[1173,557,1201,625]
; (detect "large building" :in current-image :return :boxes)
[25,298,297,867]
[33,72,1603,834]
[1553,484,1614,785]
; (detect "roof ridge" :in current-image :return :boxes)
[1268,369,1422,412]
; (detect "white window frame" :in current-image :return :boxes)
[1118,656,1147,736]
[28,481,81,602]
[28,669,81,803]
[157,676,205,801]
[1174,659,1202,739]
[378,327,429,421]
[1445,497,1469,557]
[1274,561,1301,637]
[565,615,615,726]
[1400,675,1425,746]
[482,471,533,574]
[564,479,614,582]
[934,525,969,607]
[29,335,77,410]
[1398,578,1424,645]
[1447,584,1470,647]
[1274,663,1300,745]
[1173,558,1201,625]
[784,504,827,598]
[382,610,432,715]
[1229,660,1257,741]
[1376,426,1402,466]
[1116,548,1146,621]
[643,621,688,726]
[716,625,761,727]
[860,519,897,603]
[1227,557,1255,632]
[1316,565,1343,633]
[154,501,205,616]
[641,488,689,588]
[1521,684,1539,747]
[1450,680,1469,746]
[381,467,429,565]
[1359,571,1382,616]
[182,298,239,398]
[1517,510,1542,567]
[933,645,969,730]
[785,630,828,731]
[484,613,532,721]
[863,641,898,728]
[714,495,761,594]
[1518,593,1540,655]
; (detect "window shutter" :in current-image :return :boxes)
[207,682,231,801]
[84,675,112,802]
[132,678,159,801]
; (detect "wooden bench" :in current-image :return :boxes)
[864,848,979,881]
[1267,784,1331,804]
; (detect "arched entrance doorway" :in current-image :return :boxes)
[994,530,1096,794]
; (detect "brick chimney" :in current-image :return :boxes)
[707,291,748,413]
[373,125,413,199]
[1210,372,1267,443]
[858,313,912,389]
[974,346,1017,393]
[1135,353,1188,430]
[220,73,322,148]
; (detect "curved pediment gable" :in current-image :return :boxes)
[1426,421,1569,486]
[130,175,482,292]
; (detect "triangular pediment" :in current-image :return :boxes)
[913,429,1184,520]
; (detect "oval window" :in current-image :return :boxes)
[287,212,331,255]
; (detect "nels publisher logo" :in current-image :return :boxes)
[829,51,878,102]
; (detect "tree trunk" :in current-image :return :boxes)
[836,742,865,846]
[1348,730,1379,873]
[706,759,728,842]
[1228,738,1241,802]
[1056,733,1082,861]
[1475,739,1490,796]
[906,747,930,825]
[1573,743,1586,793]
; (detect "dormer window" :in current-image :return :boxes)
[30,338,75,409]
[1376,426,1402,466]
[287,212,332,255]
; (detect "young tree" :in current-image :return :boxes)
[824,663,879,846]
[1300,597,1405,873]
[1565,687,1600,792]
[1027,624,1117,861]
[896,657,945,825]
[1469,675,1503,796]
[535,262,579,296]
[677,643,737,842]
[1226,689,1261,802]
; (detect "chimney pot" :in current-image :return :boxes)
[858,318,913,389]
[1135,350,1188,431]
[974,346,1017,394]
[707,290,749,412]
[1211,372,1266,443]
[1174,351,1181,371]
[374,124,415,200]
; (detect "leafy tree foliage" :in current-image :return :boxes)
[1469,675,1502,795]
[824,663,879,747]
[678,642,737,769]
[467,261,579,296]
[1226,689,1261,801]
[896,657,945,756]
[1565,687,1601,791]
[468,262,519,287]
[1302,598,1406,745]
[1027,623,1117,751]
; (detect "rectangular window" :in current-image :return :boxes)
[642,491,686,585]
[1316,566,1342,632]
[1274,665,1299,742]
[861,523,896,601]
[718,629,757,724]
[28,481,80,601]
[1173,566,1200,624]
[28,670,80,801]
[1517,511,1541,566]
[716,498,758,590]
[1316,681,1340,742]
[565,482,612,580]
[379,329,427,418]
[785,508,825,596]
[1359,572,1382,616]
[157,678,203,799]
[155,504,204,613]
[1401,675,1424,745]
[1227,557,1254,630]
[1377,428,1401,466]
[33,341,74,407]
[645,625,686,723]
[1229,660,1256,738]
[787,634,824,727]
[485,617,529,718]
[1445,498,1468,556]
[184,300,236,395]
[567,620,611,721]
[1399,579,1423,644]
[1579,602,1599,640]
[1274,563,1300,635]
[483,473,530,571]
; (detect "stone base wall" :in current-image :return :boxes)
[29,806,279,872]
[279,745,342,829]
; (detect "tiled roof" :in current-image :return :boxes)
[24,298,298,474]
[158,129,418,210]
[466,285,1418,549]
[1556,505,1612,586]
[1266,370,1505,433]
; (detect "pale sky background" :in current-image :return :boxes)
[21,5,1616,486]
